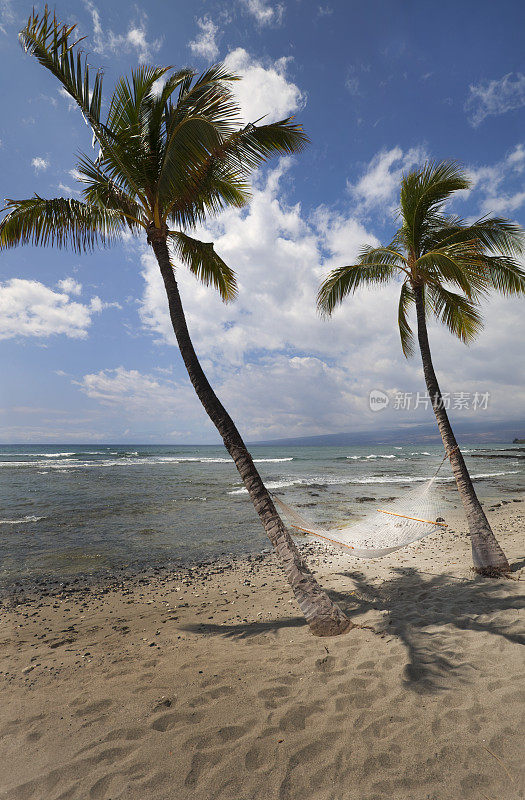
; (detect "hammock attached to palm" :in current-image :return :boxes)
[272,452,453,559]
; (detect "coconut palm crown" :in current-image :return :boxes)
[0,8,353,636]
[318,160,525,576]
[1,8,306,292]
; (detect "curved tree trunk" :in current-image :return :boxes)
[149,233,352,635]
[413,284,510,576]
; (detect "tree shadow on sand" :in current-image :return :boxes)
[182,566,524,693]
[333,566,524,692]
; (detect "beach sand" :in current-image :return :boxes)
[0,501,524,800]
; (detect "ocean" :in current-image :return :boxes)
[0,443,523,588]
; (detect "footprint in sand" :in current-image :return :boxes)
[150,710,203,731]
[73,699,113,717]
[278,702,322,732]
[257,685,291,708]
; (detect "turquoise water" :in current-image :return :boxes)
[0,443,523,586]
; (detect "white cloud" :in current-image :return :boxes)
[75,367,210,434]
[189,16,219,61]
[223,48,306,124]
[0,279,91,340]
[466,72,525,127]
[31,156,49,173]
[346,145,427,213]
[464,143,525,216]
[89,296,121,313]
[132,151,525,440]
[0,0,14,35]
[0,279,118,340]
[57,277,83,296]
[345,75,360,95]
[239,0,284,26]
[83,1,161,64]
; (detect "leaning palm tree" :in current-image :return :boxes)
[318,160,525,576]
[0,9,352,635]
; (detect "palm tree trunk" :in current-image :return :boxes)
[149,233,353,635]
[413,284,510,576]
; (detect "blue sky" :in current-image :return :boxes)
[0,0,524,443]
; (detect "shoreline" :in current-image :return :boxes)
[1,486,523,602]
[1,502,523,799]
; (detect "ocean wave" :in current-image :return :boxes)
[228,479,297,495]
[0,454,295,469]
[345,454,396,460]
[227,469,520,494]
[0,515,45,524]
[176,457,231,463]
[253,457,294,463]
[42,452,77,458]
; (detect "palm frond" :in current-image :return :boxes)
[166,160,250,229]
[20,7,103,131]
[400,161,470,254]
[398,281,415,357]
[174,64,242,136]
[427,284,483,343]
[0,196,125,252]
[106,65,173,135]
[169,231,237,302]
[357,244,408,269]
[431,216,525,257]
[415,246,488,298]
[159,117,308,221]
[317,261,396,316]
[76,154,146,230]
[481,255,525,295]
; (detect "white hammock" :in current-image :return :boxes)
[273,469,450,559]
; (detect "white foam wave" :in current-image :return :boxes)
[0,515,45,524]
[229,479,297,495]
[228,469,520,494]
[253,458,294,463]
[347,454,396,460]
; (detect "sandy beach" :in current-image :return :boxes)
[1,500,523,800]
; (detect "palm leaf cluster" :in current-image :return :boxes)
[1,7,308,300]
[318,160,525,356]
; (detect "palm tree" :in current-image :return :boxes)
[318,160,525,577]
[0,9,352,636]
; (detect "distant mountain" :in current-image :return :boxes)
[252,418,525,447]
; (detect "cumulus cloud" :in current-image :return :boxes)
[346,145,427,214]
[223,48,306,124]
[466,72,525,127]
[464,143,525,217]
[83,1,161,63]
[57,277,82,296]
[0,279,118,340]
[189,16,219,61]
[31,156,48,173]
[239,0,284,26]
[74,367,211,436]
[132,152,525,440]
